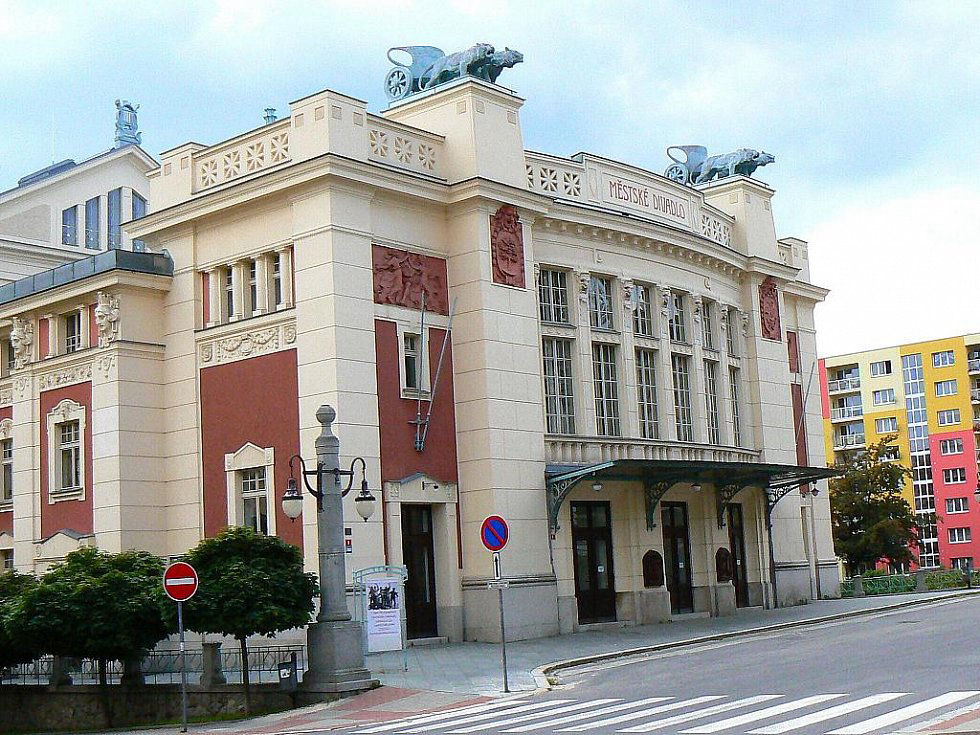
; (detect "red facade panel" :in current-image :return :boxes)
[39,382,93,539]
[818,358,831,420]
[0,405,11,535]
[38,318,49,360]
[930,429,980,567]
[199,349,302,548]
[88,304,98,348]
[786,330,800,374]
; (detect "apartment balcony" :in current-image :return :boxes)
[969,358,980,374]
[834,433,866,450]
[830,405,864,422]
[544,435,761,466]
[971,388,980,403]
[828,376,861,393]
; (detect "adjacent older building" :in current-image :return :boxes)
[0,72,836,639]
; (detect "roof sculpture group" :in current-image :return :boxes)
[384,43,524,101]
[664,146,775,186]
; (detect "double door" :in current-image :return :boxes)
[401,504,438,639]
[571,501,617,623]
[662,502,694,613]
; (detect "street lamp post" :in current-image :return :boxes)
[282,404,378,694]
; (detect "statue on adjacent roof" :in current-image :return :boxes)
[114,99,141,148]
[384,44,524,101]
[664,146,774,186]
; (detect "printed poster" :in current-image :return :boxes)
[366,577,403,653]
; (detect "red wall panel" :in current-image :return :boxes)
[40,382,93,539]
[0,405,11,535]
[38,318,49,360]
[818,358,831,420]
[199,349,302,548]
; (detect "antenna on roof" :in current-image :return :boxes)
[263,108,277,124]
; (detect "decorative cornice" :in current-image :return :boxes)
[198,318,297,367]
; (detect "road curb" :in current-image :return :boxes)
[530,589,980,689]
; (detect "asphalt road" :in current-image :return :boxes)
[343,596,980,735]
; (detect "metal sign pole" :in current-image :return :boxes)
[498,585,509,692]
[178,600,188,733]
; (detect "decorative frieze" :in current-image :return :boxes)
[490,205,525,288]
[759,277,781,340]
[97,354,116,380]
[198,320,297,367]
[38,363,93,390]
[372,244,449,315]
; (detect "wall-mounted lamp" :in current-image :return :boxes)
[592,477,604,493]
[691,482,702,493]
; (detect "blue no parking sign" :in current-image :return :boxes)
[481,515,509,552]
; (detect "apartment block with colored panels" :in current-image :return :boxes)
[820,334,980,570]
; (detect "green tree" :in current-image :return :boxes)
[0,570,41,669]
[182,526,318,713]
[830,438,922,574]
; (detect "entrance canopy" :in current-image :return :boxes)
[545,459,839,535]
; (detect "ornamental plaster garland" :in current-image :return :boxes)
[198,321,296,366]
[38,364,93,390]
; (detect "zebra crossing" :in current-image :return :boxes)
[345,690,980,734]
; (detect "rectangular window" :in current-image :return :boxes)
[64,312,81,353]
[936,379,958,396]
[730,366,742,447]
[669,293,687,343]
[542,337,575,435]
[273,252,283,307]
[941,438,965,455]
[225,267,234,319]
[947,497,969,514]
[952,557,973,570]
[592,343,620,436]
[403,333,421,391]
[949,527,972,544]
[107,188,122,248]
[0,439,11,504]
[636,348,659,439]
[131,192,147,251]
[938,408,961,426]
[249,259,258,314]
[944,467,967,484]
[875,417,898,434]
[59,421,81,492]
[632,284,653,337]
[703,360,720,445]
[538,269,569,324]
[62,206,77,246]
[873,388,896,405]
[726,308,737,356]
[671,353,693,442]
[881,445,900,461]
[85,196,100,249]
[588,276,614,330]
[0,549,11,571]
[870,360,892,376]
[933,350,956,367]
[701,301,714,350]
[241,467,268,535]
[5,339,14,374]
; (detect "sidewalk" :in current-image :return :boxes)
[366,588,980,695]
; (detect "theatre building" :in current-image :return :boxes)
[1,74,837,640]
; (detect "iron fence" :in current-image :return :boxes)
[840,570,980,597]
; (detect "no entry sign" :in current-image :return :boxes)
[481,515,509,552]
[163,561,199,602]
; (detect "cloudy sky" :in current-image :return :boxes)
[1,1,977,356]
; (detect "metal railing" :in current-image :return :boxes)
[831,405,863,420]
[834,433,866,449]
[841,570,980,597]
[827,376,861,392]
[0,644,305,686]
[971,388,980,402]
[969,358,980,373]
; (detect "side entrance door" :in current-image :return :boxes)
[401,504,438,639]
[570,501,617,623]
[662,501,694,613]
[727,503,750,607]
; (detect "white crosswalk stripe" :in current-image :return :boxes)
[502,697,673,732]
[445,699,621,733]
[397,700,574,733]
[604,696,782,733]
[826,691,980,735]
[677,695,846,734]
[558,697,722,732]
[747,693,909,734]
[353,698,528,733]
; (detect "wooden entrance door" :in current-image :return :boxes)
[401,504,438,639]
[728,503,750,608]
[570,501,617,623]
[661,501,694,613]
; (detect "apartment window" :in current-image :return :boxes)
[588,276,614,330]
[5,339,14,374]
[949,527,972,544]
[107,188,122,248]
[0,438,11,505]
[632,284,653,337]
[726,308,737,356]
[59,420,81,492]
[224,267,234,319]
[636,348,659,439]
[0,549,11,572]
[64,311,82,353]
[592,343,620,436]
[873,388,896,405]
[671,354,693,442]
[62,206,78,246]
[131,192,147,251]
[933,350,956,367]
[85,196,100,249]
[938,408,961,426]
[881,445,900,461]
[941,438,965,455]
[936,379,958,397]
[947,497,970,514]
[944,467,967,484]
[542,337,575,434]
[952,557,973,571]
[701,301,715,350]
[669,293,687,343]
[730,366,743,447]
[403,333,422,391]
[241,467,269,535]
[249,260,258,315]
[538,269,569,324]
[272,252,283,307]
[875,417,898,434]
[870,360,892,376]
[703,360,721,444]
